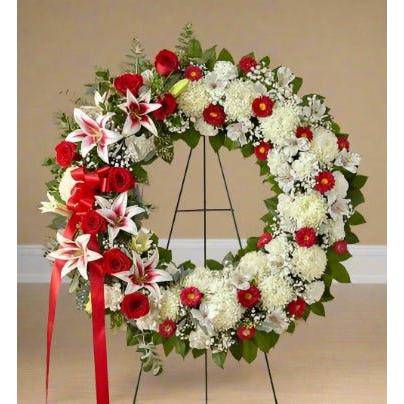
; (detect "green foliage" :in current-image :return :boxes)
[241,143,254,158]
[205,259,224,271]
[154,135,174,163]
[126,324,140,346]
[217,48,234,63]
[287,322,296,333]
[229,342,243,361]
[125,37,151,72]
[253,330,279,353]
[310,302,325,316]
[209,133,225,152]
[351,174,368,189]
[48,215,67,231]
[260,56,270,66]
[110,312,124,329]
[192,348,205,358]
[174,338,189,358]
[347,189,365,207]
[162,335,177,356]
[212,351,227,368]
[291,77,303,93]
[131,164,149,184]
[176,23,196,62]
[349,211,366,225]
[181,128,201,148]
[187,38,203,59]
[329,261,351,283]
[242,340,258,363]
[158,247,172,264]
[202,46,217,70]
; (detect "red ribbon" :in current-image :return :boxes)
[71,166,111,193]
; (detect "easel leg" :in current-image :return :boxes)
[132,363,143,404]
[264,353,279,404]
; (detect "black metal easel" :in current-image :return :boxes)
[133,136,279,403]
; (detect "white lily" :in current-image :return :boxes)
[96,192,144,243]
[66,108,122,163]
[47,233,102,280]
[334,150,361,173]
[39,193,70,217]
[191,302,217,336]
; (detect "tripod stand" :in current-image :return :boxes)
[133,136,279,403]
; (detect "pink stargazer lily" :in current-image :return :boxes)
[66,109,122,163]
[114,249,172,296]
[119,90,161,136]
[47,232,102,280]
[96,192,145,242]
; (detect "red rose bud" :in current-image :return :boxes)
[155,49,179,76]
[239,55,257,73]
[184,65,203,81]
[180,286,203,308]
[107,167,135,193]
[337,136,350,151]
[236,325,256,341]
[332,240,348,255]
[152,93,177,121]
[287,298,307,319]
[121,292,150,320]
[295,227,317,248]
[252,96,274,117]
[237,285,261,309]
[103,248,132,274]
[159,319,177,338]
[203,104,226,127]
[114,73,143,96]
[257,232,273,249]
[55,141,77,168]
[254,141,272,161]
[295,126,313,141]
[314,171,335,194]
[81,210,107,235]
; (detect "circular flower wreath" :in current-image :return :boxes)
[41,27,366,375]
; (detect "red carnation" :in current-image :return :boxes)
[155,49,179,76]
[81,210,107,235]
[180,286,203,308]
[257,232,273,249]
[203,104,226,127]
[295,126,313,141]
[152,93,177,121]
[237,285,261,309]
[332,240,348,255]
[254,141,272,161]
[184,65,203,81]
[295,227,317,248]
[107,167,135,193]
[114,73,143,96]
[159,319,177,338]
[337,136,350,151]
[252,96,274,117]
[103,248,132,274]
[236,325,256,341]
[121,292,150,320]
[239,55,257,73]
[315,171,335,194]
[287,298,307,319]
[55,141,77,168]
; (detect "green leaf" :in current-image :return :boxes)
[217,48,234,63]
[202,46,217,69]
[174,338,188,357]
[224,136,239,151]
[245,236,259,252]
[205,259,223,271]
[348,189,365,207]
[349,211,366,225]
[327,249,352,263]
[260,56,270,66]
[351,174,368,189]
[187,39,203,58]
[179,260,196,271]
[152,332,163,345]
[241,143,254,157]
[254,331,279,353]
[158,247,172,264]
[264,196,278,212]
[242,340,258,363]
[192,348,205,359]
[162,336,177,356]
[209,133,225,152]
[131,164,149,184]
[287,322,295,333]
[154,135,174,163]
[329,261,351,283]
[321,284,334,302]
[229,342,243,361]
[345,231,359,244]
[291,77,303,93]
[126,325,139,346]
[310,302,325,316]
[181,129,201,149]
[48,215,67,231]
[212,351,227,368]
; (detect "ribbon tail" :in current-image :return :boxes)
[89,264,110,404]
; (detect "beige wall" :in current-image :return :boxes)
[18,0,386,245]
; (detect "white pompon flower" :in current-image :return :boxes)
[189,327,212,350]
[291,152,318,180]
[303,281,325,304]
[259,309,290,334]
[290,192,328,228]
[159,287,180,321]
[264,236,291,271]
[178,80,210,118]
[310,127,339,163]
[194,118,218,137]
[334,150,361,173]
[183,267,216,294]
[259,274,295,310]
[266,149,290,177]
[237,251,270,280]
[40,192,70,217]
[136,294,160,331]
[291,246,327,281]
[104,283,123,311]
[58,166,78,202]
[213,61,238,81]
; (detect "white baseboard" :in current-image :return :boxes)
[17,240,386,284]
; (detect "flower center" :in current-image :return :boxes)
[209,112,218,118]
[259,147,266,154]
[321,178,329,185]
[187,292,195,300]
[259,102,267,111]
[245,293,252,300]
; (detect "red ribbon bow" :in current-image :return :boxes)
[71,166,111,193]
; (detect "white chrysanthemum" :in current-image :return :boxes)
[303,281,325,304]
[223,79,260,121]
[159,287,180,321]
[259,274,295,310]
[267,149,290,177]
[183,267,217,294]
[189,327,212,349]
[264,236,291,271]
[260,104,300,146]
[194,118,218,137]
[311,127,339,163]
[178,80,210,118]
[277,194,293,217]
[291,246,327,281]
[104,283,123,312]
[237,251,270,279]
[259,309,290,334]
[213,61,238,81]
[291,192,328,228]
[291,152,318,180]
[59,166,77,202]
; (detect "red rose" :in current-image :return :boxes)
[252,96,274,117]
[239,55,257,73]
[236,325,256,341]
[287,298,307,319]
[155,49,179,76]
[55,141,77,168]
[152,93,177,121]
[254,141,272,160]
[332,240,348,255]
[108,167,135,193]
[237,285,261,308]
[295,227,317,248]
[158,319,177,338]
[81,210,107,235]
[337,136,350,151]
[180,286,203,308]
[121,292,150,319]
[203,104,226,127]
[113,73,143,96]
[256,232,273,249]
[295,126,313,141]
[184,65,203,81]
[314,171,335,194]
[103,248,132,274]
